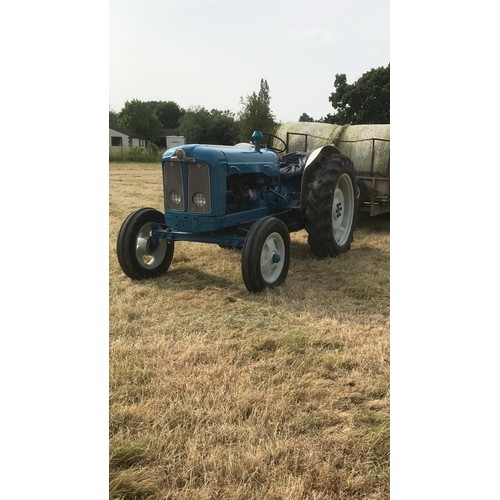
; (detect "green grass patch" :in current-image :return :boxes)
[109,468,160,500]
[109,146,164,163]
[109,434,151,470]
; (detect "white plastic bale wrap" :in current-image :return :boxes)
[275,122,344,152]
[336,124,390,177]
[337,125,390,200]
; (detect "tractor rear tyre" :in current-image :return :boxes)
[241,217,291,292]
[304,154,357,257]
[117,207,174,280]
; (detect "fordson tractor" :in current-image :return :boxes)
[116,131,357,292]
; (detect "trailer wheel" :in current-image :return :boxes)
[117,208,174,280]
[305,154,357,257]
[241,217,291,292]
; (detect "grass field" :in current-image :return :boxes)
[109,162,390,499]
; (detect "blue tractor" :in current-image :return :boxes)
[117,131,357,292]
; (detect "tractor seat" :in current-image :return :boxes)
[279,151,310,179]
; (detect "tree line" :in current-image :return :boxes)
[109,65,389,146]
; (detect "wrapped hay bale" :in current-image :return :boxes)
[335,124,390,178]
[275,122,345,153]
[336,124,390,202]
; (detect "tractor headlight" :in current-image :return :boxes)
[192,192,207,207]
[169,190,182,205]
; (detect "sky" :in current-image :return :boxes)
[109,0,389,123]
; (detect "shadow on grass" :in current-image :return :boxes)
[290,243,389,272]
[127,222,389,299]
[149,267,233,291]
[232,242,389,313]
[356,212,390,232]
[290,236,389,262]
[290,239,317,260]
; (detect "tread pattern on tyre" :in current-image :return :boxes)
[304,154,357,258]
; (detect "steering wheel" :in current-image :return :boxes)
[252,133,287,153]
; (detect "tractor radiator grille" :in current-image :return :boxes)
[163,161,211,214]
[164,162,184,211]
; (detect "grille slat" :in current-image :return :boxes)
[188,163,211,213]
[164,162,184,211]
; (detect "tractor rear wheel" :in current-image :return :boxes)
[241,217,291,292]
[117,207,174,280]
[304,154,357,257]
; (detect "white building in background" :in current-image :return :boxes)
[109,127,146,151]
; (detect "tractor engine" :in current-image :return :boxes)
[226,173,274,213]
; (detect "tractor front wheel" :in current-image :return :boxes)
[117,208,174,280]
[241,217,291,292]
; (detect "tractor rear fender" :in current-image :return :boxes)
[299,144,342,211]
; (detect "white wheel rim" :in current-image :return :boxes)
[332,173,355,246]
[135,222,167,269]
[260,232,285,284]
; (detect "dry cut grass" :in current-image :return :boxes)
[109,162,390,499]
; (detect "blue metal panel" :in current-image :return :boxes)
[162,144,280,177]
[164,207,269,233]
[223,148,279,176]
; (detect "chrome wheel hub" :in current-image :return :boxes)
[135,222,167,269]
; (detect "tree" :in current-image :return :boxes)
[109,108,119,129]
[299,112,315,122]
[146,101,185,129]
[178,107,237,145]
[209,109,238,145]
[118,99,162,142]
[327,65,390,124]
[238,79,276,141]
